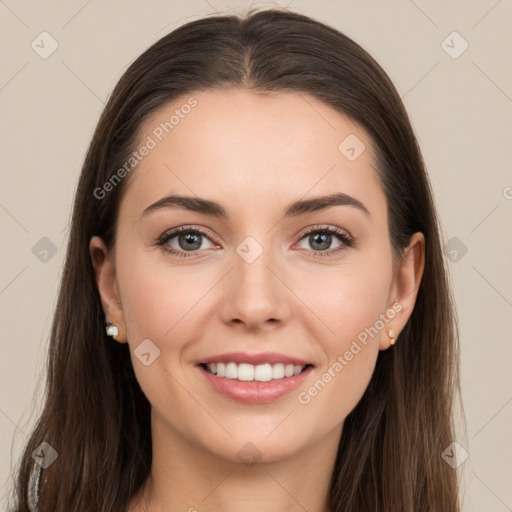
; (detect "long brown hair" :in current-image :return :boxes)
[8,8,463,511]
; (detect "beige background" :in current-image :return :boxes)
[1,0,511,510]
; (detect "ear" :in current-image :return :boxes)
[89,236,128,343]
[380,231,425,350]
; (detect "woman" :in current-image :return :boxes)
[9,8,463,511]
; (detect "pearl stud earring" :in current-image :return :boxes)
[106,321,119,340]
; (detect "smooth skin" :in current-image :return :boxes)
[90,88,425,512]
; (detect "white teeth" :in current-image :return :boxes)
[254,363,272,382]
[272,363,285,379]
[225,362,238,379]
[205,362,307,381]
[238,363,255,381]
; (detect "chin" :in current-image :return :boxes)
[199,427,313,465]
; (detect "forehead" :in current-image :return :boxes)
[119,88,386,223]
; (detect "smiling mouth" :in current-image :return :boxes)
[200,362,313,382]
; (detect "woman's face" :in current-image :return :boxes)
[91,88,423,464]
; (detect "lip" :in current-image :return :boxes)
[198,351,313,366]
[197,364,314,404]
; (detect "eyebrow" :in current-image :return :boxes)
[140,192,370,220]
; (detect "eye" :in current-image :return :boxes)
[295,225,354,258]
[154,224,355,259]
[156,226,217,258]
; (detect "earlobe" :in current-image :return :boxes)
[89,236,127,343]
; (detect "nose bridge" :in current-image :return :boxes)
[235,232,278,296]
[222,232,288,327]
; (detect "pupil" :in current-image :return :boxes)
[311,233,330,250]
[180,232,201,251]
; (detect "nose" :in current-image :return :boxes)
[219,243,290,331]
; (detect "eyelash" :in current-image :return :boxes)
[155,224,355,259]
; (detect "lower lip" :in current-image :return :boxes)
[197,365,314,404]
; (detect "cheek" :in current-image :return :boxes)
[293,257,391,417]
[116,254,204,406]
[301,257,393,347]
[295,282,385,429]
[116,251,222,401]
[117,246,205,343]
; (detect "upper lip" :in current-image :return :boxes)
[198,352,313,367]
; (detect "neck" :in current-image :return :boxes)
[128,410,342,512]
